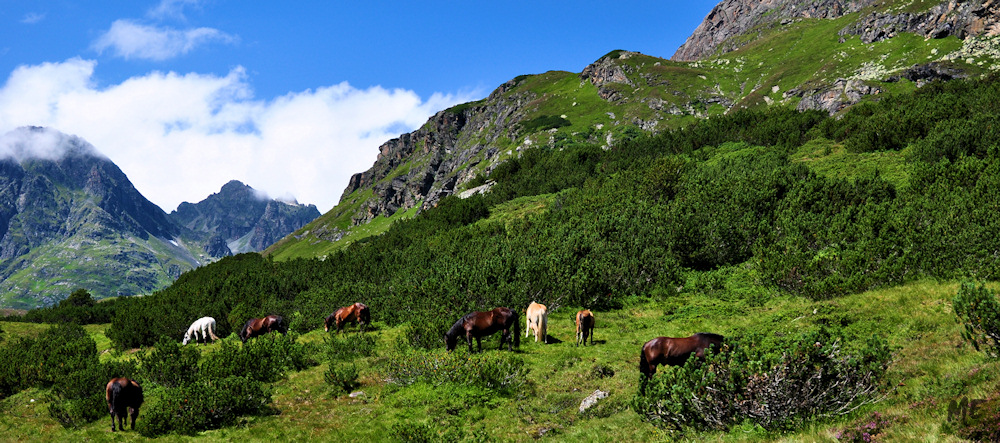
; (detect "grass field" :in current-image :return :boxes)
[1,278,996,441]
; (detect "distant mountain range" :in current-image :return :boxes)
[0,127,319,308]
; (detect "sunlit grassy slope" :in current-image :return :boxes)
[1,279,996,441]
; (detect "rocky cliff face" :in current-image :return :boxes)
[673,0,998,62]
[339,81,536,225]
[169,180,320,255]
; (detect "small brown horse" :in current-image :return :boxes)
[239,315,288,343]
[324,303,370,333]
[106,377,143,432]
[445,307,520,353]
[575,309,595,347]
[639,333,724,378]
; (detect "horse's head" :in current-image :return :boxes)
[444,331,457,351]
[182,334,190,345]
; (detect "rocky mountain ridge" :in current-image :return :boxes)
[673,0,998,61]
[268,0,1000,260]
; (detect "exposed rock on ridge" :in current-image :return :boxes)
[672,0,877,62]
[340,82,537,224]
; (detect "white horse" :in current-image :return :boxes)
[182,316,220,345]
[525,301,548,344]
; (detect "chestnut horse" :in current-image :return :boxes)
[106,377,143,432]
[575,309,595,347]
[239,315,287,343]
[639,333,724,378]
[324,303,370,333]
[525,301,548,343]
[445,307,520,353]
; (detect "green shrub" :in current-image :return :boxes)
[137,336,200,388]
[632,330,891,432]
[138,376,273,437]
[324,363,359,395]
[201,333,316,383]
[953,282,1000,357]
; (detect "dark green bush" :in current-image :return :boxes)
[325,363,359,395]
[200,333,316,383]
[137,336,200,388]
[953,282,1000,358]
[138,376,273,437]
[632,330,891,432]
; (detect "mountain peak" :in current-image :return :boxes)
[0,126,105,164]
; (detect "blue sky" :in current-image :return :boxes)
[0,0,718,212]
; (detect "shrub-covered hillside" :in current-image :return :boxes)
[102,74,1000,349]
[5,74,1000,440]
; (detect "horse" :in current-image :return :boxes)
[575,309,595,347]
[106,377,143,432]
[445,307,520,353]
[639,333,724,379]
[525,301,548,344]
[238,315,288,343]
[324,302,370,333]
[182,316,220,345]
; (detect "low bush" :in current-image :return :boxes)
[325,363,359,395]
[137,336,200,388]
[952,282,1000,358]
[138,376,273,437]
[632,329,892,432]
[201,333,317,382]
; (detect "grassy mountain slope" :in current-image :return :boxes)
[267,0,1000,260]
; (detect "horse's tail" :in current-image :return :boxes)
[513,312,520,348]
[639,346,650,377]
[108,380,125,413]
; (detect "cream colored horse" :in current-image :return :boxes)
[182,316,220,345]
[576,310,594,346]
[525,302,548,344]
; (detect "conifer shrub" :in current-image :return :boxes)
[952,282,1000,357]
[137,376,273,437]
[632,329,891,432]
[200,333,317,383]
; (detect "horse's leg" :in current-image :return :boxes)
[109,404,116,432]
[129,406,137,430]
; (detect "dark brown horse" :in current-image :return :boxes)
[575,309,595,347]
[106,377,143,432]
[239,315,288,343]
[639,333,724,378]
[445,307,520,353]
[324,303,370,333]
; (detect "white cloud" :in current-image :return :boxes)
[147,0,203,20]
[0,59,477,212]
[21,12,46,24]
[92,19,236,61]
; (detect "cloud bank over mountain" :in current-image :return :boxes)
[0,58,473,211]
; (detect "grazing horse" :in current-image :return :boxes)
[324,303,370,333]
[106,377,143,432]
[525,301,548,344]
[575,309,595,347]
[182,316,220,345]
[239,315,288,343]
[639,333,724,378]
[445,307,520,353]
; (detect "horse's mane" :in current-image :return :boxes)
[445,312,474,339]
[695,332,724,341]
